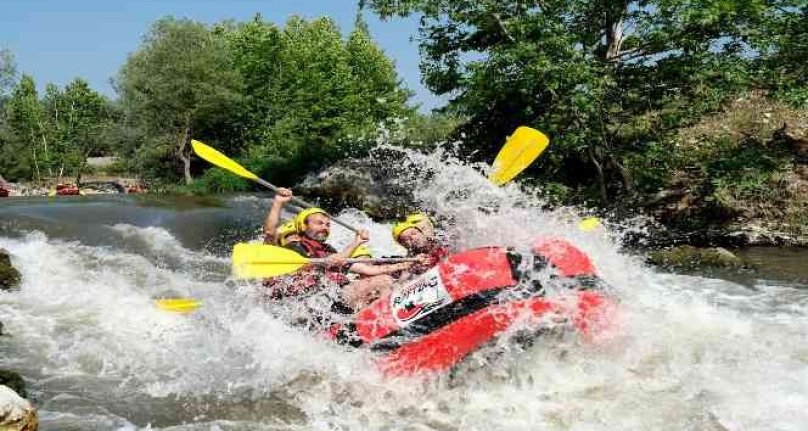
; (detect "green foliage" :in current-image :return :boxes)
[0,112,33,182]
[364,0,805,204]
[193,166,252,193]
[630,94,805,232]
[4,74,46,181]
[108,14,413,189]
[2,14,415,190]
[1,74,114,184]
[394,112,462,149]
[116,17,245,184]
[45,78,116,182]
[753,3,808,106]
[222,14,412,183]
[538,181,573,206]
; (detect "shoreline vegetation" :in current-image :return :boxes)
[1,6,806,248]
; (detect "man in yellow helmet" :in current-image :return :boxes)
[392,212,451,275]
[263,188,415,308]
[263,188,363,279]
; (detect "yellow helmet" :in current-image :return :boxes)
[392,212,433,243]
[405,212,433,231]
[277,220,297,246]
[351,245,372,258]
[294,207,329,231]
[405,212,430,224]
[392,219,422,243]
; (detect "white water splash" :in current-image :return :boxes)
[0,147,806,430]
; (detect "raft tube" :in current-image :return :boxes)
[328,239,615,377]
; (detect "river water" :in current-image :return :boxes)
[1,151,806,430]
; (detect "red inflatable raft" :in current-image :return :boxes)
[328,238,616,377]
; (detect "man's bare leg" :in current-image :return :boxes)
[342,275,396,309]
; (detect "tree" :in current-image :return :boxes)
[0,48,20,181]
[221,14,412,182]
[364,0,802,203]
[43,79,114,184]
[117,17,244,184]
[755,3,808,105]
[4,74,49,182]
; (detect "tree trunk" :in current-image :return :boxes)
[608,154,634,192]
[37,120,53,179]
[178,114,193,185]
[605,18,624,62]
[75,149,91,187]
[604,1,629,63]
[589,148,608,204]
[31,140,41,184]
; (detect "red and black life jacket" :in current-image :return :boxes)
[292,235,337,258]
[262,235,349,299]
[407,241,451,275]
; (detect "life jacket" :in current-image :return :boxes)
[295,235,337,258]
[407,242,451,275]
[262,235,349,299]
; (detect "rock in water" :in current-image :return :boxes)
[0,385,37,431]
[648,245,745,269]
[297,149,429,219]
[0,248,21,291]
[0,371,26,399]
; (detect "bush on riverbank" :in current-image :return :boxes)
[630,93,808,244]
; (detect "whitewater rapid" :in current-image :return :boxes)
[0,149,806,430]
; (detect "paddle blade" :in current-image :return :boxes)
[578,217,601,232]
[191,139,259,181]
[488,126,550,186]
[155,298,202,313]
[231,243,310,279]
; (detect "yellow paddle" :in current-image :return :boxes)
[488,126,550,186]
[578,216,602,232]
[232,243,420,279]
[190,139,360,234]
[487,127,600,230]
[155,298,202,313]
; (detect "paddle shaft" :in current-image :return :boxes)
[252,257,422,265]
[253,177,360,234]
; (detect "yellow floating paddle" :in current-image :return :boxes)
[488,126,550,186]
[155,298,202,313]
[190,139,360,233]
[232,243,419,279]
[578,216,602,232]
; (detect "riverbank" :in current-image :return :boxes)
[617,94,808,248]
[0,175,146,197]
